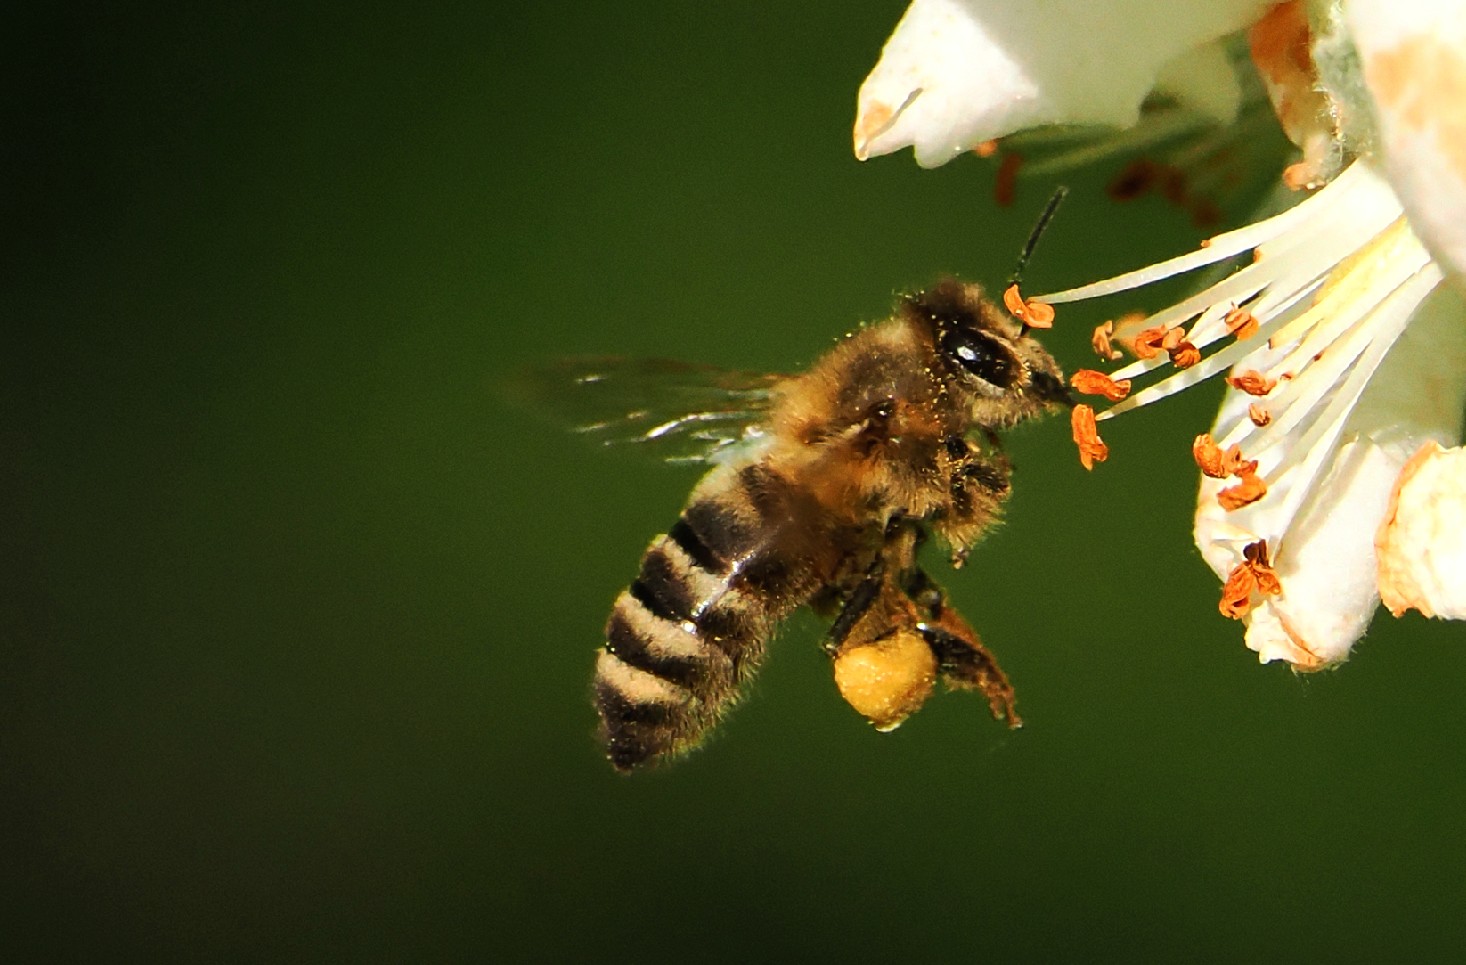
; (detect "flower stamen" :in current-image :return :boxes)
[1219,446,1258,478]
[1132,325,1169,360]
[1070,369,1131,401]
[1002,284,1054,328]
[1070,404,1108,470]
[1244,540,1282,597]
[1219,539,1283,619]
[1219,564,1257,619]
[1091,321,1123,361]
[1193,435,1226,478]
[1168,340,1201,369]
[1224,307,1259,340]
[1217,471,1268,511]
[1226,370,1277,396]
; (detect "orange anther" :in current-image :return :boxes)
[1002,284,1054,328]
[1226,370,1278,396]
[1218,471,1268,510]
[1193,434,1227,478]
[1160,327,1187,351]
[1248,403,1272,427]
[1225,307,1259,340]
[1071,404,1109,471]
[1070,369,1132,402]
[1220,444,1258,478]
[1132,326,1169,360]
[1220,563,1257,619]
[1168,340,1201,369]
[1219,539,1282,618]
[1091,321,1123,362]
[1022,298,1054,327]
[1243,540,1282,596]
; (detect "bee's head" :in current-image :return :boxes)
[906,277,1072,427]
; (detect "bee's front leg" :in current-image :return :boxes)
[937,436,1012,568]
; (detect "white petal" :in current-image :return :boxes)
[854,0,1272,167]
[1153,38,1243,127]
[1227,434,1415,667]
[1378,443,1466,620]
[1346,0,1466,278]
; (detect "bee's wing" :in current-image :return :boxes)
[511,356,783,465]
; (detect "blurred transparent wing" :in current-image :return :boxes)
[511,356,782,465]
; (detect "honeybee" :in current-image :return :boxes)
[560,277,1072,772]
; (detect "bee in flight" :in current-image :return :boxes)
[553,273,1073,773]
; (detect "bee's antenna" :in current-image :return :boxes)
[1007,186,1068,338]
[1008,186,1068,290]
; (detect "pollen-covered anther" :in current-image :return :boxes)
[1131,325,1170,360]
[1224,307,1259,340]
[1193,434,1257,479]
[1248,403,1272,427]
[1002,284,1054,329]
[1071,404,1109,471]
[1168,340,1202,369]
[1070,369,1131,402]
[973,139,1000,158]
[1226,370,1278,396]
[1219,563,1257,619]
[1193,434,1227,478]
[1218,471,1268,511]
[1219,444,1258,478]
[1160,327,1187,351]
[1091,321,1123,362]
[1219,539,1282,618]
[1243,540,1282,597]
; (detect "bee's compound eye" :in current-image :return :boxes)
[943,327,1020,389]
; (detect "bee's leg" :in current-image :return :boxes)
[823,510,923,654]
[821,516,956,729]
[939,436,1012,568]
[902,565,1022,729]
[822,553,885,656]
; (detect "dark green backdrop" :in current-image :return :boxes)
[7,3,1466,960]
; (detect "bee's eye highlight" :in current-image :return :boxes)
[942,327,1020,388]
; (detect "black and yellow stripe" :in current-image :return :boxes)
[594,462,807,772]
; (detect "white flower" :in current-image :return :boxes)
[856,0,1466,668]
[854,0,1271,167]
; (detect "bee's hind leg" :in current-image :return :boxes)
[822,540,944,731]
[820,555,885,657]
[823,517,1020,731]
[903,567,1022,729]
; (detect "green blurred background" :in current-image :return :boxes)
[7,3,1466,960]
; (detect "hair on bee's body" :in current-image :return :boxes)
[591,278,1072,772]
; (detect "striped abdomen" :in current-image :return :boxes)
[595,462,822,772]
